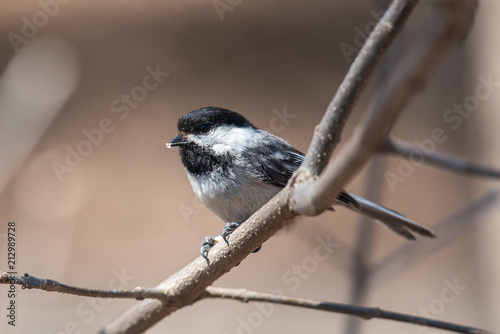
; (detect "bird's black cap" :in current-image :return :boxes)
[177,107,255,133]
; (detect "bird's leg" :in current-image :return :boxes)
[222,221,243,243]
[200,236,222,262]
[222,221,262,254]
[201,222,263,263]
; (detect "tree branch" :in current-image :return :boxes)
[291,0,478,216]
[204,287,493,334]
[385,139,500,179]
[0,272,166,300]
[1,273,491,334]
[299,0,418,177]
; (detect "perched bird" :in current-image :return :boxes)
[167,107,434,259]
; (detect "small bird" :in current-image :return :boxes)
[167,107,435,260]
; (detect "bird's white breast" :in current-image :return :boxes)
[186,165,280,223]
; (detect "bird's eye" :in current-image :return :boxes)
[199,124,211,133]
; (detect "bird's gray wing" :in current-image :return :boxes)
[242,142,304,188]
[242,139,359,206]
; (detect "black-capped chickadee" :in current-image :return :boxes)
[168,107,434,260]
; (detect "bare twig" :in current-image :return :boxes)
[0,273,492,334]
[385,139,500,179]
[0,272,166,300]
[204,287,493,334]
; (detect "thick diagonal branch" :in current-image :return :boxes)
[300,0,418,176]
[291,0,478,216]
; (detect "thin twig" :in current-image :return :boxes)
[0,273,492,334]
[385,139,500,179]
[204,287,493,334]
[0,272,166,300]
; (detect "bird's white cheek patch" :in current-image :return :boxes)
[210,126,257,155]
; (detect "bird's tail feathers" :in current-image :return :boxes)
[336,191,435,240]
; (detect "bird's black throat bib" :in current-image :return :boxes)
[179,143,233,176]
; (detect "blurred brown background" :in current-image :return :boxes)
[0,0,499,333]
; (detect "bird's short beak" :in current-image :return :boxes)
[166,133,188,148]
